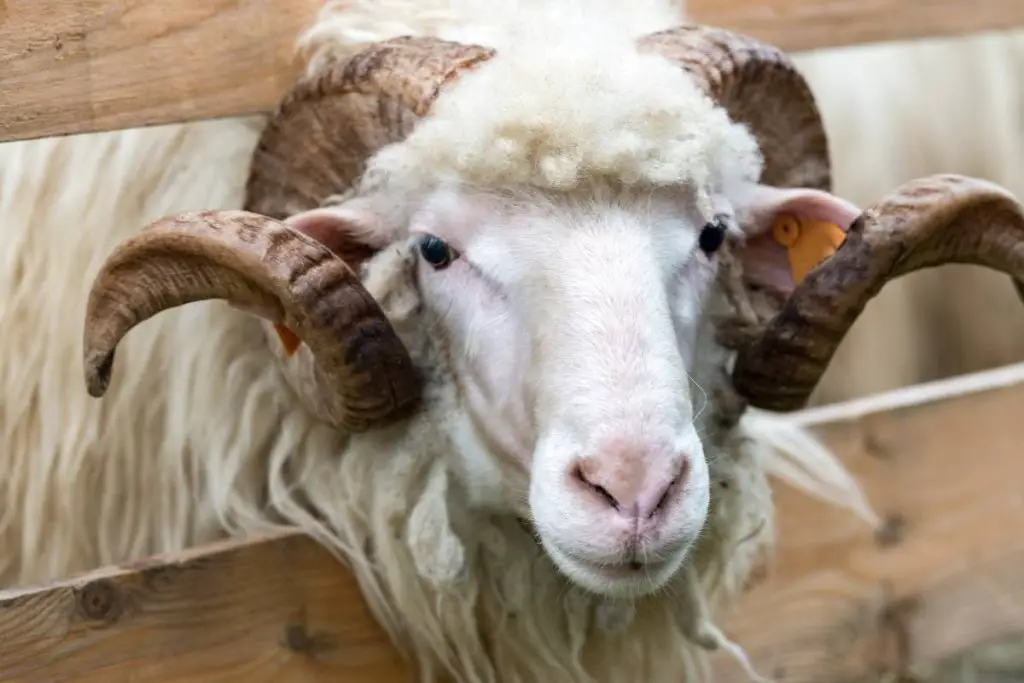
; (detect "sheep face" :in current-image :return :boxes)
[284,176,863,599]
[423,183,712,599]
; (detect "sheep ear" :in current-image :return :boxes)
[285,203,393,267]
[732,184,862,298]
[227,203,389,334]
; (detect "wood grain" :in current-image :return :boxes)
[0,0,319,144]
[689,0,1024,53]
[0,529,409,682]
[710,364,1024,682]
[2,365,1022,681]
[2,0,1024,144]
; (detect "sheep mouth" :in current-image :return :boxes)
[567,551,673,578]
[543,539,683,597]
[518,516,683,595]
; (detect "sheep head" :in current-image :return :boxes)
[81,24,1024,600]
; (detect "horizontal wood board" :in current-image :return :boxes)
[1,0,1024,142]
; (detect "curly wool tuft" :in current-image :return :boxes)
[301,0,763,197]
[379,40,760,195]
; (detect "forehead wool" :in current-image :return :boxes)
[361,7,765,197]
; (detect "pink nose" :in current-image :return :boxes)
[572,449,690,520]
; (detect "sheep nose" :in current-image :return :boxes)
[572,450,690,520]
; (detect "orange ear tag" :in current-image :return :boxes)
[273,324,302,357]
[771,215,847,285]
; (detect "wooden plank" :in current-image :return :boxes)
[3,0,1024,145]
[689,0,1024,53]
[0,0,319,144]
[710,362,1024,683]
[0,529,409,682]
[2,364,1022,682]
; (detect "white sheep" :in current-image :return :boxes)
[4,2,1023,683]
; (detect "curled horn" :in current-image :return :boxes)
[245,36,496,220]
[83,211,421,432]
[84,39,497,432]
[637,25,831,192]
[636,30,1024,410]
[731,174,1024,411]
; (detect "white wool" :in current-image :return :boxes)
[0,118,272,584]
[305,0,763,196]
[366,34,762,194]
[0,2,885,683]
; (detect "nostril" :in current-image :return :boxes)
[572,463,621,510]
[650,456,692,517]
[652,481,674,516]
[677,455,692,486]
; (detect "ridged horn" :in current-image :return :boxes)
[638,25,831,193]
[731,174,1024,411]
[82,210,421,432]
[245,36,496,220]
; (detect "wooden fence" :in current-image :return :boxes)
[3,0,1024,144]
[1,1,1023,682]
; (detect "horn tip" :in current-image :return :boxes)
[84,350,115,398]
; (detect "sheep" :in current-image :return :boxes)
[63,2,1024,682]
[2,2,1022,683]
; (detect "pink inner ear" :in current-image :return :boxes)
[288,209,349,251]
[285,206,387,269]
[734,184,862,298]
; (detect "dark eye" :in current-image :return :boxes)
[418,234,459,270]
[698,215,728,256]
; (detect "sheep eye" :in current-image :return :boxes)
[698,215,728,256]
[418,234,458,270]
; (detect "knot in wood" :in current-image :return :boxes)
[874,513,907,548]
[77,579,123,623]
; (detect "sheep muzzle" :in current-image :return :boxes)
[731,174,1024,411]
[81,210,421,432]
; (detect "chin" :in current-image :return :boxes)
[539,534,690,599]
